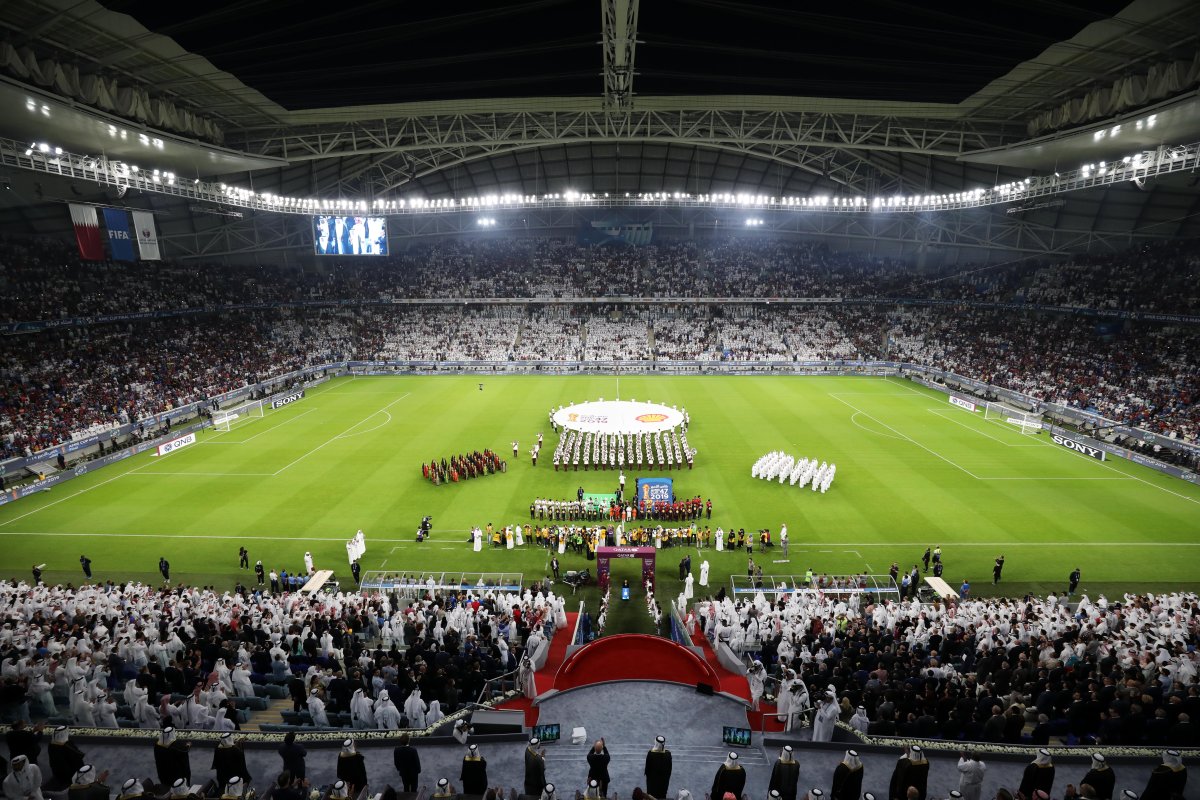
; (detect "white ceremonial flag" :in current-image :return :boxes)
[131,210,161,260]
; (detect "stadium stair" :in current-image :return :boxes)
[242,697,295,731]
[686,627,753,704]
[495,612,578,727]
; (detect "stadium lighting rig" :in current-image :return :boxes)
[3,134,1200,219]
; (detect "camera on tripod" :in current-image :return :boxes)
[416,515,433,542]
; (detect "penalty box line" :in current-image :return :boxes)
[886,377,1200,505]
[925,408,1043,447]
[271,391,410,475]
[828,393,983,479]
[199,407,318,445]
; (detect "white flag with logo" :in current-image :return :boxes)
[131,210,160,260]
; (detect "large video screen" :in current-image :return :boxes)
[313,215,389,256]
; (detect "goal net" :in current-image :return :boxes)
[983,401,1042,434]
[213,399,264,432]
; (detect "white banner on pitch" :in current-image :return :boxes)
[132,210,160,260]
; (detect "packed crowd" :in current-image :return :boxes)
[696,578,1200,748]
[879,308,1200,444]
[0,577,568,736]
[2,303,1197,462]
[3,232,1200,460]
[5,237,1199,322]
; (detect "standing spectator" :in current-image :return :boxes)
[4,755,43,800]
[393,734,421,792]
[586,739,610,798]
[957,754,986,800]
[336,740,367,797]
[5,722,44,764]
[278,732,306,781]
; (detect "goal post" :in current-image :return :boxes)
[213,399,264,432]
[983,401,1042,435]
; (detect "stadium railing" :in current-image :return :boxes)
[571,601,587,645]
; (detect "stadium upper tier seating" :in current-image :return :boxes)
[2,236,1198,320]
[1,237,1197,460]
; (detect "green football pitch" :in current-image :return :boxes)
[2,374,1198,611]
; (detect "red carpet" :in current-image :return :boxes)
[688,628,752,703]
[747,703,786,732]
[534,612,577,695]
[497,695,538,727]
[495,612,577,726]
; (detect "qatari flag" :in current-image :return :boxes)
[69,203,104,260]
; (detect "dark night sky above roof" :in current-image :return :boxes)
[106,0,1131,110]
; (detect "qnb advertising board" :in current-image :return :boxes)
[313,215,389,255]
[155,432,196,456]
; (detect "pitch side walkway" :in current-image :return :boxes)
[688,626,787,731]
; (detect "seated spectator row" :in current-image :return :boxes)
[3,303,1196,461]
[2,236,1198,323]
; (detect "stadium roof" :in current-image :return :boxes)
[0,0,1197,253]
[79,0,1135,109]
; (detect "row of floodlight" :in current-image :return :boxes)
[12,137,1196,216]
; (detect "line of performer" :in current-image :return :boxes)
[422,450,506,484]
[467,521,758,553]
[530,496,712,522]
